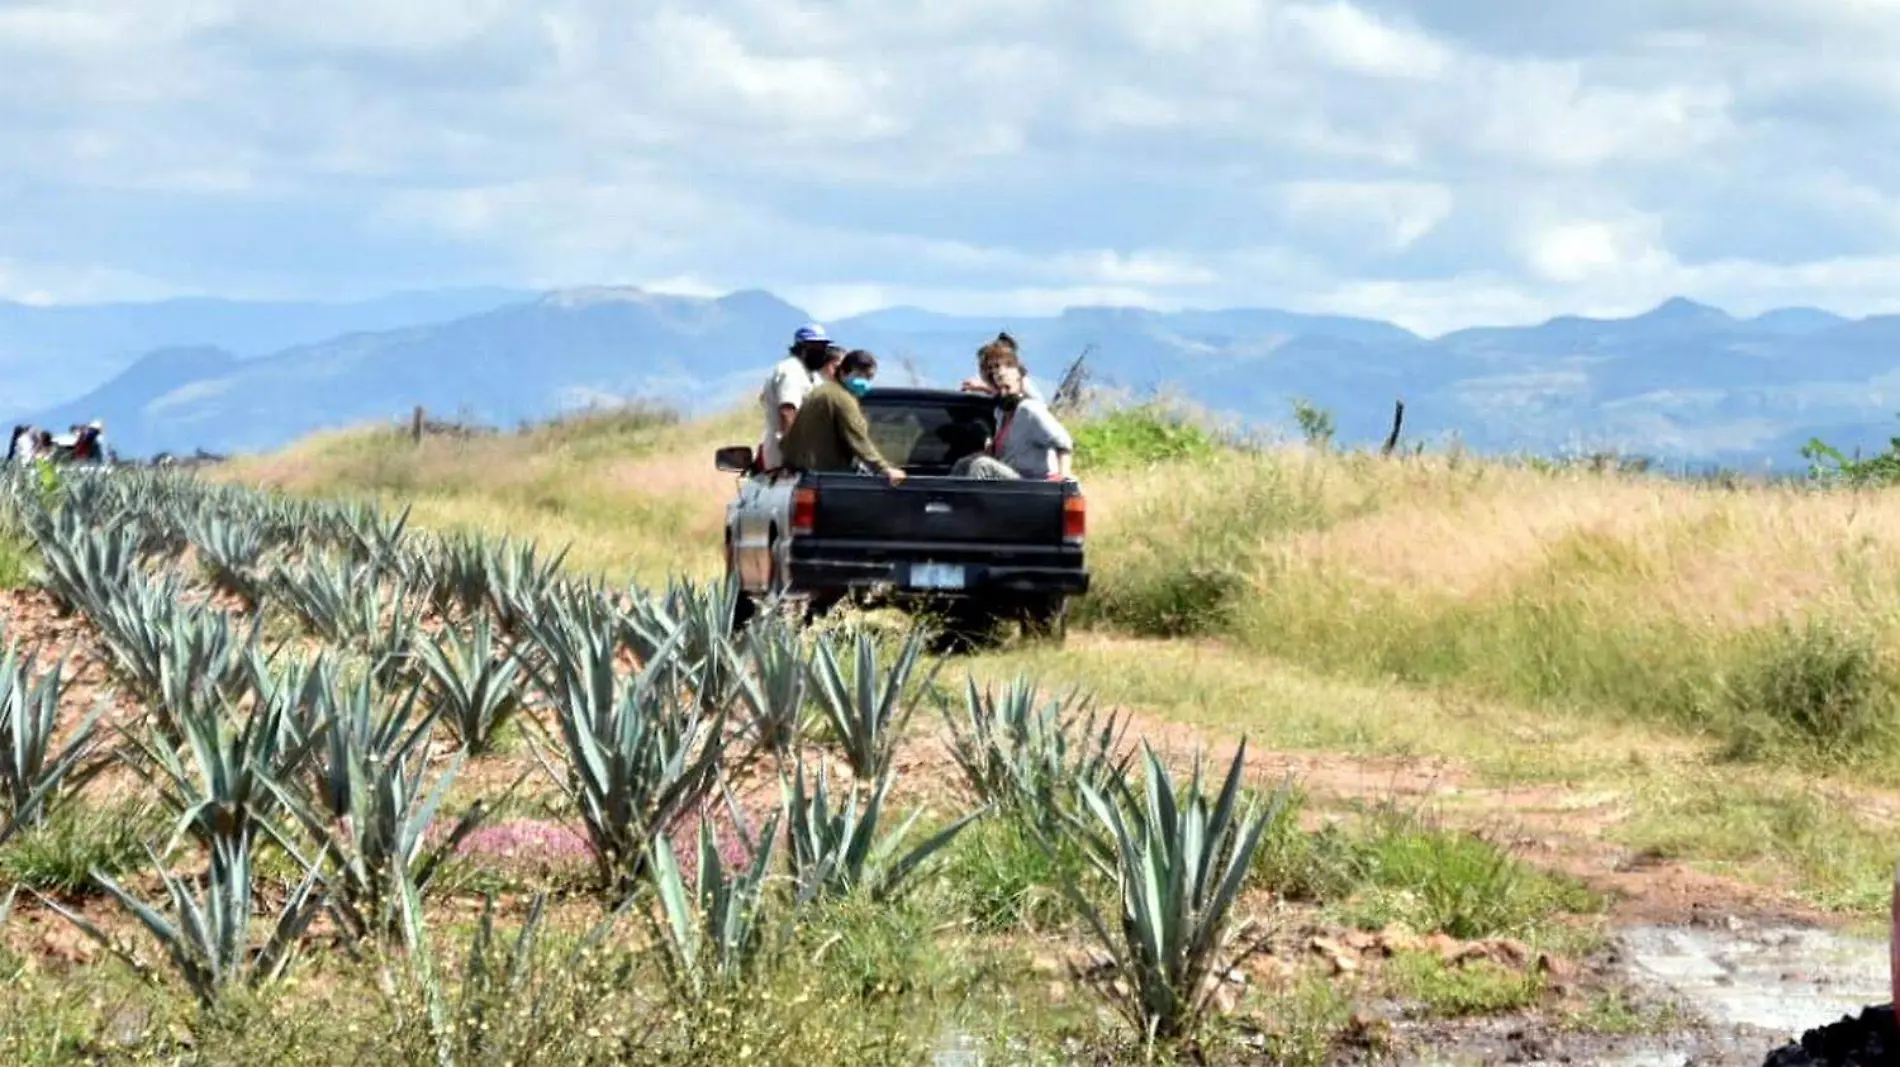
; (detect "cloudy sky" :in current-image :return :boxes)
[6,1,1900,334]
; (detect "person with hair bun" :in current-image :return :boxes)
[953,342,1074,481]
[959,331,1045,400]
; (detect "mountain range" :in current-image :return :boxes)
[7,285,1900,470]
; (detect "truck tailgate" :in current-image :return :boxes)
[805,474,1068,546]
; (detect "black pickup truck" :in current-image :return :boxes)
[715,387,1088,642]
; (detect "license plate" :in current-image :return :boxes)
[910,562,966,590]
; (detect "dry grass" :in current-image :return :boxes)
[213,404,748,584]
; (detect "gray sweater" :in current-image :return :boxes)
[991,398,1073,478]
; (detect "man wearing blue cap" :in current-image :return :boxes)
[758,323,840,471]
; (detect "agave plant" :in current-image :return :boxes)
[523,613,725,892]
[806,626,936,780]
[416,528,493,621]
[940,675,1132,832]
[412,616,525,755]
[91,577,259,735]
[124,666,318,871]
[28,509,141,618]
[647,797,782,999]
[783,756,980,905]
[41,835,328,1012]
[275,675,501,943]
[330,500,413,568]
[620,577,747,712]
[732,615,810,761]
[1060,740,1284,1046]
[269,551,378,644]
[187,511,268,607]
[483,536,570,635]
[0,638,106,845]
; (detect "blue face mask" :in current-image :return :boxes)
[844,376,872,397]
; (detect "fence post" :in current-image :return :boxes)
[411,405,425,444]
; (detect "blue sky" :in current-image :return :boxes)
[5,0,1900,334]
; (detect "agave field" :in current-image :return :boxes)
[0,465,1613,1065]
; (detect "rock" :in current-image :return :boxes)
[39,926,98,965]
[1310,936,1358,975]
[1375,922,1421,955]
[1029,953,1061,977]
[1423,932,1463,962]
[1045,980,1068,1004]
[1245,954,1294,988]
[1533,952,1575,983]
[1342,929,1378,952]
[1486,938,1532,969]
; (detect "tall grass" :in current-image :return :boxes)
[216,400,1900,776]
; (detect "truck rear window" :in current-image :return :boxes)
[864,400,996,474]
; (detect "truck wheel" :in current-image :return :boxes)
[930,601,1001,655]
[726,539,757,635]
[1020,597,1069,644]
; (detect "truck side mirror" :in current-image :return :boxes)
[714,445,755,473]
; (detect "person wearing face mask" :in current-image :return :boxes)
[779,348,907,485]
[953,342,1075,481]
[757,323,840,472]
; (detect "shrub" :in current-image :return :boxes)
[1716,618,1896,763]
[1070,404,1220,472]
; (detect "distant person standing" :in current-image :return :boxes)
[758,324,840,472]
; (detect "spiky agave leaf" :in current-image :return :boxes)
[1060,740,1283,1045]
[275,676,510,943]
[187,510,268,607]
[123,667,318,866]
[940,674,1133,830]
[483,536,571,635]
[646,800,781,999]
[521,611,724,893]
[732,614,810,761]
[91,576,259,736]
[412,615,526,755]
[39,835,329,1012]
[806,626,936,780]
[27,507,141,618]
[0,637,107,845]
[782,755,981,906]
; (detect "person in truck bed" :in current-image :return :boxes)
[953,341,1074,481]
[757,323,839,472]
[959,331,1046,400]
[779,348,907,486]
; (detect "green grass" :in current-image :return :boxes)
[1385,951,1546,1018]
[0,802,160,898]
[0,530,32,590]
[1252,792,1601,942]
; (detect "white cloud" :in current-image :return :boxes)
[2,0,1900,337]
[1277,181,1454,251]
[1282,1,1451,79]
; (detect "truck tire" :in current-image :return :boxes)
[725,537,756,635]
[1020,596,1069,643]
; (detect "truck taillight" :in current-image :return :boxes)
[1063,492,1086,543]
[791,487,818,536]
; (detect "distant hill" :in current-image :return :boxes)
[12,286,1900,469]
[0,287,533,412]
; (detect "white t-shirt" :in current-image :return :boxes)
[759,355,818,470]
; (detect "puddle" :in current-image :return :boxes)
[1619,922,1889,1039]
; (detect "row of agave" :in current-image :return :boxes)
[0,463,1290,1052]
